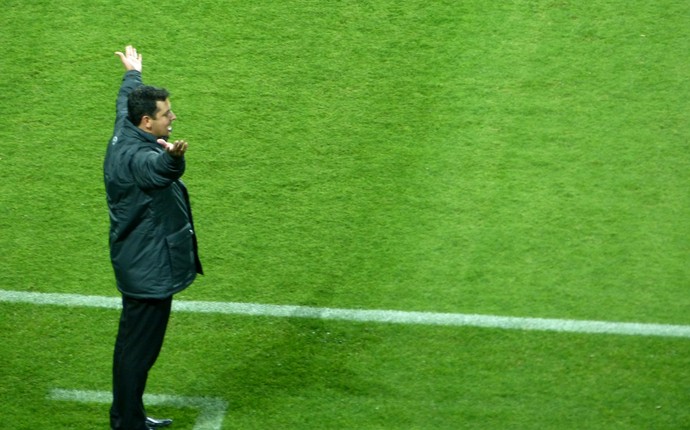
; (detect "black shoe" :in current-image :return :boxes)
[146,416,173,428]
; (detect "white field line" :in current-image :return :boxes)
[48,388,228,430]
[2,289,689,338]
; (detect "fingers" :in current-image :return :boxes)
[157,139,174,150]
[157,139,188,157]
[126,45,142,62]
[171,140,189,156]
[114,46,140,61]
[115,45,143,71]
[115,46,135,59]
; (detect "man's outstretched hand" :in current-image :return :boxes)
[157,139,188,158]
[115,45,142,72]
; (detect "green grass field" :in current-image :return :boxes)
[1,0,689,428]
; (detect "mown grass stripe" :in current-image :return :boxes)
[2,289,689,338]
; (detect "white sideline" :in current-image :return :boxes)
[1,289,689,338]
[48,388,228,430]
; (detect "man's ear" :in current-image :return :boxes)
[140,115,153,131]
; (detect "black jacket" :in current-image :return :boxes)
[104,70,202,299]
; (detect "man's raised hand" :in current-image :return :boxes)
[115,45,142,72]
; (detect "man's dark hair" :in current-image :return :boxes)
[127,85,170,126]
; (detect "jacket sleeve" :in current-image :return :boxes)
[114,70,143,127]
[130,147,186,189]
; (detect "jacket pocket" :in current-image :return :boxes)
[165,223,195,286]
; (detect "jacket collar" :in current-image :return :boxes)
[124,118,158,145]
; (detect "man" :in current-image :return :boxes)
[104,45,203,430]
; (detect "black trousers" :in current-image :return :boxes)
[110,295,172,430]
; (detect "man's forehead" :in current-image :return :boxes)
[154,99,171,115]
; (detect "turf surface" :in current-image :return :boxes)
[1,0,689,428]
